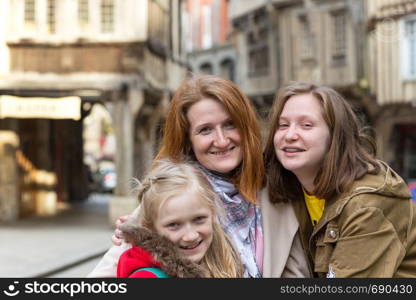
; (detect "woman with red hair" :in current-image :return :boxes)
[89,75,310,278]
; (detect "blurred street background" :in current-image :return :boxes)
[0,0,415,277]
[0,193,113,277]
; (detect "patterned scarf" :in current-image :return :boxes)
[201,168,263,278]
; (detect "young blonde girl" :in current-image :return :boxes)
[117,159,243,278]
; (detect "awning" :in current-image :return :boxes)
[0,95,81,120]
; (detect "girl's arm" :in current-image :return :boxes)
[86,206,141,277]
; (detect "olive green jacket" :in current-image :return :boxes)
[292,161,416,278]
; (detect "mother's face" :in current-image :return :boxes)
[186,98,243,174]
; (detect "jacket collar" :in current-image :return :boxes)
[314,161,411,235]
[301,161,412,270]
[121,223,206,278]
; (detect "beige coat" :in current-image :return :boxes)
[87,188,311,278]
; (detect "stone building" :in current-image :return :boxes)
[228,0,415,183]
[367,0,416,183]
[230,0,368,117]
[0,0,187,222]
[184,0,237,81]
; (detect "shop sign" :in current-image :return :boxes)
[0,95,81,120]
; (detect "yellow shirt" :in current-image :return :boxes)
[303,189,325,227]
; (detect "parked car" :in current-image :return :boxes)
[93,161,116,193]
[101,168,116,192]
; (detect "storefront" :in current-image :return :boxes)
[0,94,87,220]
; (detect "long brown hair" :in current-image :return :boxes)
[155,74,264,204]
[264,82,380,203]
[136,159,244,277]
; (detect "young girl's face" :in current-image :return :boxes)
[274,93,330,182]
[154,190,214,263]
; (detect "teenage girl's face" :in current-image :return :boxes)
[187,98,243,174]
[274,93,330,182]
[154,190,214,263]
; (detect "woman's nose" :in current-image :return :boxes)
[213,128,229,147]
[285,125,299,140]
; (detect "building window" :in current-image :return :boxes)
[220,59,235,82]
[101,0,114,33]
[247,27,269,77]
[47,0,56,34]
[331,10,347,65]
[202,4,212,49]
[393,125,416,182]
[299,15,315,60]
[24,0,36,31]
[246,10,269,77]
[199,63,213,75]
[78,0,89,28]
[403,16,416,79]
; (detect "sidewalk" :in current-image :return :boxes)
[0,193,115,278]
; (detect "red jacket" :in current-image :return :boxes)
[116,225,205,278]
[117,245,164,278]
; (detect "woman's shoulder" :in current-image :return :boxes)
[259,187,299,229]
[259,187,294,209]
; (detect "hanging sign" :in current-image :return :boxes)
[0,95,81,120]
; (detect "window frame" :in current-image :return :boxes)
[101,0,115,34]
[24,0,36,32]
[298,14,316,61]
[246,11,270,78]
[401,14,416,81]
[330,9,347,66]
[47,0,56,34]
[78,0,89,29]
